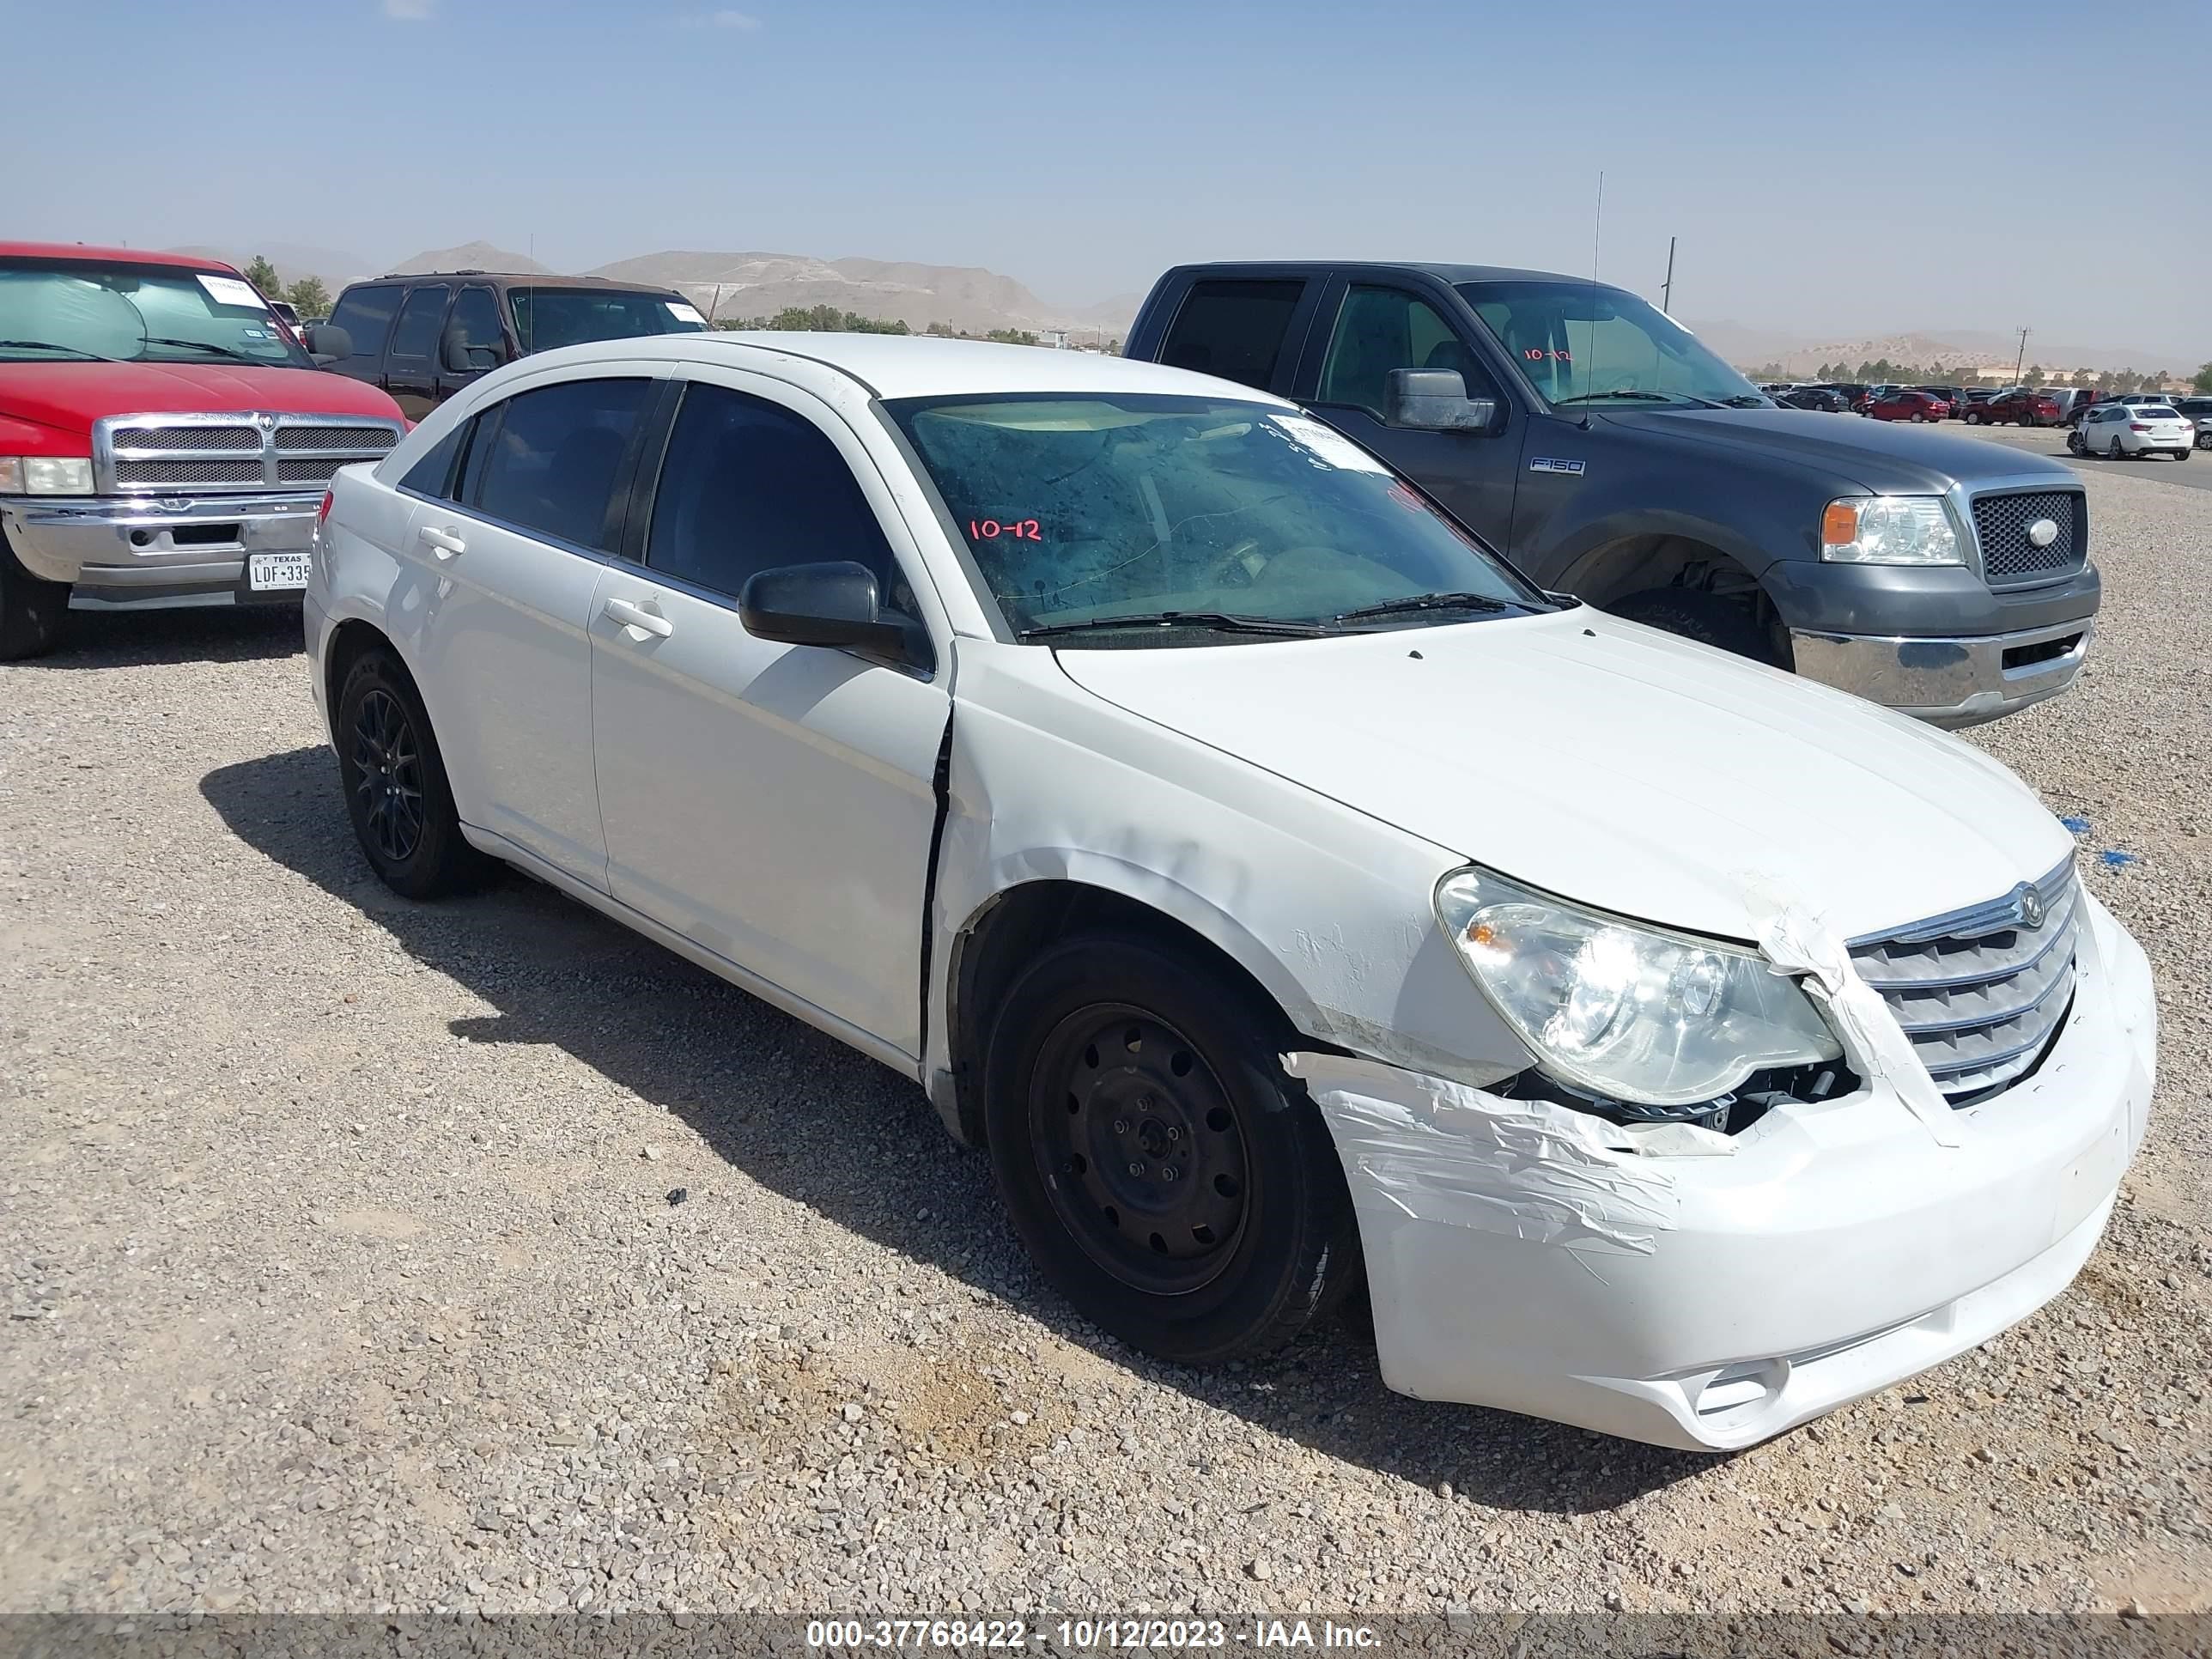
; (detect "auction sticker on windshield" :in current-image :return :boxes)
[196,274,268,310]
[1275,415,1389,473]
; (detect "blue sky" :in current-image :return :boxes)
[9,0,2208,360]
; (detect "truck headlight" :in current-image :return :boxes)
[0,457,94,495]
[1436,868,1841,1108]
[1820,495,1962,565]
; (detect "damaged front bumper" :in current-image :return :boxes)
[1290,887,2155,1451]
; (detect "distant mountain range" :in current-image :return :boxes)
[1692,319,2195,378]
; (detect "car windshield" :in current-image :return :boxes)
[0,258,310,367]
[507,288,708,353]
[1455,280,1768,408]
[888,392,1549,642]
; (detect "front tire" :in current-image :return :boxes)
[1966,411,1983,424]
[982,933,1362,1365]
[2068,429,2087,456]
[0,530,70,662]
[1606,586,1787,667]
[334,647,490,899]
[2108,437,2125,460]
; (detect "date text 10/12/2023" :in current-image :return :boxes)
[804,1619,1384,1650]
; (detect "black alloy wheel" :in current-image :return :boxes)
[351,687,425,865]
[1030,1006,1249,1296]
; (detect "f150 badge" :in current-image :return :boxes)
[1528,457,1586,476]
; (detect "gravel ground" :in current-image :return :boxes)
[2,466,2208,1625]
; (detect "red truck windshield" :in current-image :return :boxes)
[0,258,312,368]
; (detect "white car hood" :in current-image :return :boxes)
[1053,607,2074,945]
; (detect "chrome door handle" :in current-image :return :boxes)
[418,526,466,560]
[602,596,673,639]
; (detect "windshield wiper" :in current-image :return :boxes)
[1555,390,1721,409]
[1716,394,1771,409]
[139,337,262,364]
[0,338,118,362]
[1020,610,1332,641]
[1328,591,1535,628]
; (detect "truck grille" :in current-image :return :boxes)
[1847,856,2079,1104]
[94,413,402,495]
[1972,489,2087,586]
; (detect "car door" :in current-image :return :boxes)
[382,284,452,419]
[587,369,950,1059]
[435,284,507,404]
[321,283,402,391]
[1296,277,1521,545]
[404,369,660,885]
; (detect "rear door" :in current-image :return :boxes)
[1145,275,1320,396]
[383,284,452,419]
[1292,276,1521,546]
[403,369,660,884]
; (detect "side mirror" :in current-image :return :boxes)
[441,329,506,374]
[1383,368,1496,433]
[738,561,927,669]
[303,324,352,362]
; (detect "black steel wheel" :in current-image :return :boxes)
[0,526,69,662]
[983,932,1361,1365]
[334,645,490,898]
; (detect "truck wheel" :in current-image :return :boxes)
[334,646,492,899]
[1606,587,1785,668]
[982,932,1363,1366]
[0,530,70,661]
[1966,410,1982,424]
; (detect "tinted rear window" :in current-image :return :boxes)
[471,377,651,552]
[388,286,451,360]
[1156,279,1304,392]
[325,286,401,363]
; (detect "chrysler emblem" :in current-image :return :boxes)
[2018,885,2045,927]
[2027,518,2059,548]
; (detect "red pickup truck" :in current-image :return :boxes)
[0,241,405,659]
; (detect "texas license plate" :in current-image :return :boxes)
[247,551,311,592]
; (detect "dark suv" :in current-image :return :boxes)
[318,271,708,418]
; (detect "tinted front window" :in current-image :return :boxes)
[645,382,902,604]
[472,378,650,552]
[507,288,707,354]
[447,287,504,356]
[387,286,450,359]
[326,284,401,362]
[1458,281,1767,409]
[890,392,1545,641]
[1316,286,1496,416]
[1156,280,1303,391]
[0,258,312,367]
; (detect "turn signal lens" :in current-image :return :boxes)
[1820,501,1861,547]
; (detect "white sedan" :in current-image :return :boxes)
[2069,401,2195,459]
[305,335,2155,1450]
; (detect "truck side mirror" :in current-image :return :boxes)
[303,324,353,364]
[1384,368,1496,433]
[441,329,506,374]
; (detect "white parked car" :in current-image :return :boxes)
[2069,401,2195,460]
[305,335,2156,1450]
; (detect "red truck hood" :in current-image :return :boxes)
[0,362,402,437]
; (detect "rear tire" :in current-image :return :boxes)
[334,646,491,899]
[0,530,70,662]
[2108,437,2124,460]
[981,932,1362,1366]
[1966,411,1983,424]
[1606,586,1786,667]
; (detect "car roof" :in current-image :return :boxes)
[353,271,682,295]
[1170,258,1594,287]
[0,240,237,272]
[518,331,1299,404]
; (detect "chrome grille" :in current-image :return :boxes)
[1849,857,2080,1103]
[94,411,405,495]
[1972,489,2087,586]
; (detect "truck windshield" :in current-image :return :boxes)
[1456,280,1766,410]
[507,288,708,352]
[889,392,1548,642]
[0,258,311,368]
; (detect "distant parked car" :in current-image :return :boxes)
[2063,392,2103,427]
[1968,389,2063,428]
[318,270,710,419]
[1910,386,1966,416]
[1775,386,1850,412]
[2069,402,2194,460]
[1868,388,1948,422]
[1956,389,1999,418]
[2173,395,2212,450]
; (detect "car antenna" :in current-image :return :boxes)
[1578,171,1602,430]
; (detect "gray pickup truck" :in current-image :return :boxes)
[1125,263,2098,726]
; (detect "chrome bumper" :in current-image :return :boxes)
[1790,616,2093,728]
[0,491,321,609]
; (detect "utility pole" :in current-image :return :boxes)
[2014,326,2031,385]
[1662,236,1676,314]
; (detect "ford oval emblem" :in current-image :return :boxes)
[2027,518,2059,548]
[2018,885,2045,927]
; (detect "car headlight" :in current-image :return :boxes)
[1820,495,1962,565]
[1435,868,1842,1108]
[0,456,94,495]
